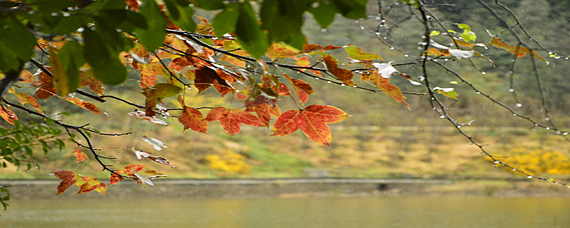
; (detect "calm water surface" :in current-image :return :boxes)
[2,196,569,228]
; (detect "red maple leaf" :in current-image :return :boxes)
[272,105,348,146]
[205,107,266,135]
[323,55,355,86]
[193,66,234,95]
[178,106,208,133]
[284,74,313,104]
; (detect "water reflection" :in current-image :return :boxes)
[3,196,569,228]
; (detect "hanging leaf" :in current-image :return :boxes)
[128,111,169,125]
[79,67,105,95]
[434,87,458,100]
[283,74,313,104]
[139,62,165,88]
[244,96,281,126]
[77,176,106,195]
[9,89,44,114]
[142,83,182,116]
[72,149,87,163]
[234,2,269,59]
[52,170,85,195]
[362,71,409,108]
[110,164,147,185]
[0,106,17,124]
[272,105,348,146]
[31,69,56,99]
[140,136,168,151]
[323,55,354,86]
[488,37,546,63]
[135,0,167,51]
[266,43,301,60]
[64,97,104,114]
[345,46,384,61]
[132,148,175,168]
[178,106,208,133]
[205,107,266,135]
[194,66,234,95]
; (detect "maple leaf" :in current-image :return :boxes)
[31,69,56,99]
[64,97,105,114]
[272,105,348,146]
[362,71,409,108]
[205,107,266,135]
[284,74,313,104]
[110,164,148,185]
[292,56,321,77]
[323,55,355,86]
[79,67,105,95]
[169,57,191,72]
[139,62,164,88]
[143,83,182,116]
[72,149,87,163]
[0,106,18,125]
[77,176,106,195]
[488,37,546,63]
[9,88,44,114]
[194,66,234,95]
[53,170,85,195]
[178,106,208,133]
[245,96,281,126]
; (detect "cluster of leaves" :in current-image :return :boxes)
[0,0,569,207]
[0,120,64,170]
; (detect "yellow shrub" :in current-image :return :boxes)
[206,150,251,174]
[496,148,570,175]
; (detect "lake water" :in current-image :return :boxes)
[2,196,569,228]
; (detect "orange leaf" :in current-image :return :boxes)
[323,55,355,86]
[303,43,343,52]
[293,56,321,77]
[109,174,124,185]
[139,62,164,88]
[0,106,17,124]
[178,106,208,133]
[272,105,348,146]
[79,67,105,95]
[364,71,409,108]
[489,37,546,62]
[64,97,104,114]
[77,176,106,195]
[52,170,85,195]
[31,69,56,99]
[194,67,234,95]
[205,107,266,135]
[9,89,44,114]
[284,74,313,104]
[19,70,33,83]
[72,149,87,163]
[245,97,281,126]
[169,57,191,72]
[266,43,300,60]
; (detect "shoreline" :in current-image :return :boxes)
[2,178,569,200]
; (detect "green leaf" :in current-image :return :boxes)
[190,0,225,10]
[458,23,476,42]
[165,0,197,32]
[434,87,458,100]
[0,17,36,72]
[235,2,269,59]
[83,28,127,85]
[57,40,84,95]
[334,0,368,19]
[152,83,182,98]
[260,0,307,49]
[307,0,338,28]
[212,3,239,36]
[135,0,167,51]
